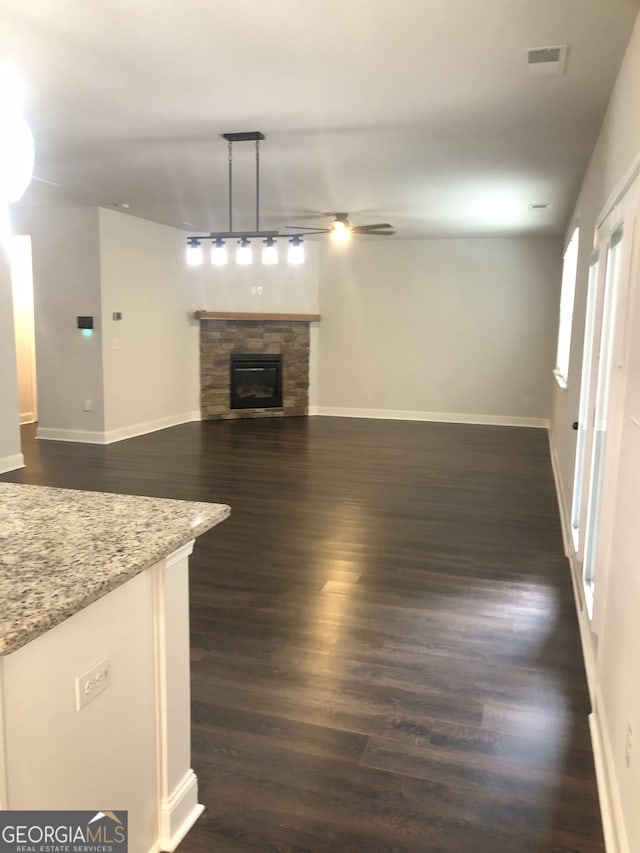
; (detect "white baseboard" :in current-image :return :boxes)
[0,452,25,474]
[157,769,204,852]
[309,406,549,429]
[103,411,201,444]
[37,412,201,445]
[547,427,598,700]
[36,427,108,444]
[590,709,629,853]
[547,426,573,557]
[569,553,597,703]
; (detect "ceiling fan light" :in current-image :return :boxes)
[211,237,227,265]
[186,239,203,266]
[331,220,351,244]
[262,237,278,265]
[236,237,253,265]
[288,236,304,265]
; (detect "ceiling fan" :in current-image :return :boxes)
[286,212,395,242]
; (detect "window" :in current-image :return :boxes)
[553,227,580,388]
[570,254,599,554]
[581,226,624,615]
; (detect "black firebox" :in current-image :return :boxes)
[230,354,283,409]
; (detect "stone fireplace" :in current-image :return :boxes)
[197,312,319,420]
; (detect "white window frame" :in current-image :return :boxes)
[553,226,580,388]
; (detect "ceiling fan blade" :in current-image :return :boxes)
[286,211,334,220]
[352,223,393,232]
[32,175,63,188]
[285,224,331,232]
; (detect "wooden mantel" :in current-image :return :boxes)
[194,311,321,322]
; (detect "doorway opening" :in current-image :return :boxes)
[9,235,37,427]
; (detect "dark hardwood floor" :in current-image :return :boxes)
[2,418,603,852]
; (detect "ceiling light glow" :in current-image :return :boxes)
[331,220,351,244]
[0,64,34,205]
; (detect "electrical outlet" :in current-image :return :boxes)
[626,722,633,767]
[75,656,110,710]
[83,399,93,412]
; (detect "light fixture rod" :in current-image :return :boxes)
[187,132,313,263]
[256,139,260,232]
[228,140,233,232]
[200,230,279,239]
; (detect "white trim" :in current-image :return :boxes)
[36,427,108,444]
[18,411,37,425]
[36,411,201,445]
[104,411,201,443]
[549,427,598,699]
[310,406,549,429]
[0,663,9,809]
[552,368,568,390]
[597,152,640,230]
[547,427,573,558]
[0,453,24,474]
[590,708,630,853]
[568,550,597,703]
[157,769,204,852]
[151,549,202,852]
[164,541,194,569]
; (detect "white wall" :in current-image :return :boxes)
[98,209,202,440]
[13,207,106,440]
[549,11,640,853]
[187,239,320,315]
[315,237,561,425]
[0,244,23,473]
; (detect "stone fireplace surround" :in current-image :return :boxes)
[197,312,320,420]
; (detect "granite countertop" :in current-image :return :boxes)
[0,483,230,656]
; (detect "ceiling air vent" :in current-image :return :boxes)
[526,45,568,76]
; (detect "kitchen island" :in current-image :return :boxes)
[0,482,230,853]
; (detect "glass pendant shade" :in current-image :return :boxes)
[211,239,228,265]
[236,239,253,265]
[186,242,203,266]
[262,238,278,265]
[288,238,304,265]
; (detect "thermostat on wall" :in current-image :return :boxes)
[77,316,94,329]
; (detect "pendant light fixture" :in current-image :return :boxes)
[186,131,305,267]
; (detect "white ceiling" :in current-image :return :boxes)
[2,0,639,239]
